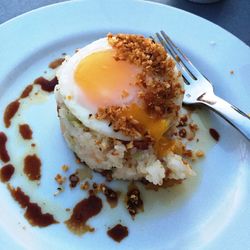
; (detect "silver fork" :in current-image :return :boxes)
[155,31,250,141]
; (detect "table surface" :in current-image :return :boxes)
[0,0,249,46]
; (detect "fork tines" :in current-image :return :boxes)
[155,31,203,84]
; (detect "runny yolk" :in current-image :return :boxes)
[74,49,140,108]
[154,137,176,158]
[124,103,169,141]
[75,50,173,158]
[125,104,175,157]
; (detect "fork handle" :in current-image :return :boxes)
[198,92,250,141]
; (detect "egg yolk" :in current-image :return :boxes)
[124,103,169,141]
[74,49,140,108]
[125,104,175,157]
[154,137,176,158]
[75,49,173,158]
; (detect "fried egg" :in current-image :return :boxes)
[56,38,142,140]
[56,37,179,141]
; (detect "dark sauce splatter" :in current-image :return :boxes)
[20,84,33,99]
[3,100,20,128]
[49,58,65,69]
[0,164,15,182]
[19,124,33,140]
[209,128,220,141]
[34,76,58,92]
[3,83,34,128]
[69,173,80,188]
[126,184,143,218]
[99,169,113,182]
[101,184,119,208]
[107,224,128,243]
[178,128,187,138]
[65,194,102,235]
[24,154,41,181]
[8,185,58,227]
[0,132,10,163]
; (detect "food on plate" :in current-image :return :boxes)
[7,185,58,227]
[55,33,196,186]
[65,193,102,235]
[107,224,129,242]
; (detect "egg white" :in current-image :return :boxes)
[56,38,130,140]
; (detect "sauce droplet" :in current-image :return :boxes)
[69,173,80,188]
[107,224,129,242]
[3,100,20,128]
[126,183,143,218]
[34,76,58,92]
[0,164,15,182]
[101,184,119,208]
[49,58,65,69]
[19,124,33,140]
[0,132,10,163]
[24,154,41,181]
[8,185,58,227]
[65,194,102,235]
[20,85,33,99]
[100,170,113,182]
[209,128,220,141]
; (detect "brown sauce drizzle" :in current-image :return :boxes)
[99,169,113,182]
[69,173,80,188]
[3,84,34,128]
[49,58,65,69]
[8,185,58,227]
[0,132,10,163]
[34,76,58,92]
[20,85,33,99]
[3,100,20,128]
[0,164,15,182]
[65,194,102,235]
[107,224,128,242]
[19,124,33,140]
[24,154,41,181]
[126,183,143,218]
[209,128,220,141]
[101,185,119,208]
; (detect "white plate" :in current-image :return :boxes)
[0,0,249,249]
